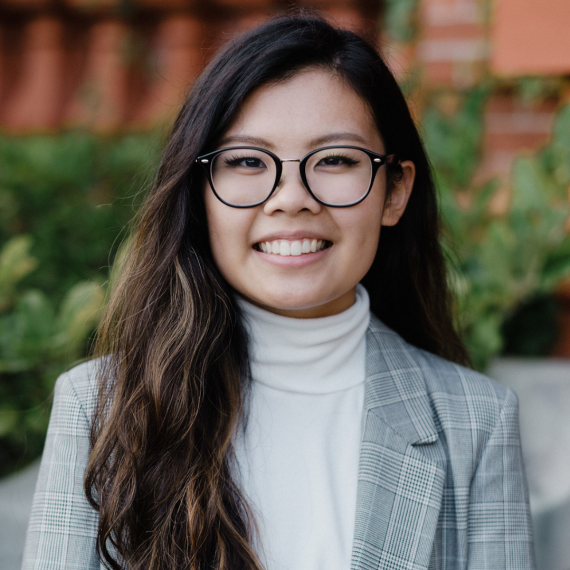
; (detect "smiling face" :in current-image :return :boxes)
[204,68,414,318]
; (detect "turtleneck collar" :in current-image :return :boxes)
[237,284,370,395]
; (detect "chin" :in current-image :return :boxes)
[245,289,328,313]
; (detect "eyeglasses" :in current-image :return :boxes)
[195,145,400,208]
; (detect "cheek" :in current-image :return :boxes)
[355,213,382,267]
[204,193,255,275]
[342,187,383,254]
[204,192,235,272]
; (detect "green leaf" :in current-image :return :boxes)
[56,280,106,357]
[0,290,55,372]
[0,235,38,311]
[0,409,19,438]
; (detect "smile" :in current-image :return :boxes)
[254,239,330,256]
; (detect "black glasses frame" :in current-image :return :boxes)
[195,145,400,208]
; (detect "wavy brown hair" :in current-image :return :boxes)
[85,13,471,570]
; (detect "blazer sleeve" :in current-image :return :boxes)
[21,369,100,570]
[467,387,536,569]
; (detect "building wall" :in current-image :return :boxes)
[410,0,569,181]
[0,0,380,131]
[0,0,568,179]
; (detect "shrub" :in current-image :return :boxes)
[0,132,162,476]
[428,103,570,369]
[0,236,106,477]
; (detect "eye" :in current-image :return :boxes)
[317,154,359,167]
[224,155,267,169]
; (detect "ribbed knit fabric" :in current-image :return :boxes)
[234,284,370,570]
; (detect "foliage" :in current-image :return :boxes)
[422,86,491,188]
[0,132,162,476]
[0,236,106,477]
[0,132,162,301]
[429,103,570,370]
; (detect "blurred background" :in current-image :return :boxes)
[0,0,569,568]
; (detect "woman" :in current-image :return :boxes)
[22,13,535,570]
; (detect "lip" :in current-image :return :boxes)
[253,245,331,267]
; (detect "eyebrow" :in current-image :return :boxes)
[217,132,368,150]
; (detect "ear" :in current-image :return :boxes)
[381,160,415,226]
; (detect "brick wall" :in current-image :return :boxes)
[410,0,568,182]
[0,0,568,182]
[417,0,487,88]
[0,0,380,131]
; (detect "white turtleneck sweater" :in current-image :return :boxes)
[234,284,370,570]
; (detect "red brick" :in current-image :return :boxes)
[423,60,454,84]
[491,0,570,76]
[132,15,204,127]
[421,0,482,26]
[422,22,485,42]
[476,149,516,180]
[486,94,559,115]
[485,132,551,152]
[63,20,129,130]
[1,17,64,130]
[417,38,487,63]
[485,111,553,135]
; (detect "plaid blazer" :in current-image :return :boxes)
[22,315,536,570]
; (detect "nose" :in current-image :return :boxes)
[263,161,322,216]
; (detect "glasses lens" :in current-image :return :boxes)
[210,148,276,206]
[305,147,372,206]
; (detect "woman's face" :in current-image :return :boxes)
[204,69,414,318]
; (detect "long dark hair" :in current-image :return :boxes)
[85,13,471,570]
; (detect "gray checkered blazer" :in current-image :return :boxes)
[22,315,536,570]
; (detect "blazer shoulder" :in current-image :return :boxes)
[54,356,108,420]
[368,313,511,410]
[415,346,508,398]
[367,316,514,432]
[410,344,517,436]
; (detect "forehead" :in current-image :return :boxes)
[221,68,382,152]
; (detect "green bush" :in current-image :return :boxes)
[427,102,570,369]
[0,236,106,477]
[0,132,162,300]
[0,132,162,476]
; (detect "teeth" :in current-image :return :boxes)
[290,241,302,256]
[280,241,291,256]
[257,239,328,256]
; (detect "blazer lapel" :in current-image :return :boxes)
[350,316,445,570]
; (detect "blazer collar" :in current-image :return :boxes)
[350,315,445,570]
[362,314,438,446]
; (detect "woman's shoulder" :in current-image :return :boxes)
[414,344,510,403]
[368,315,517,435]
[410,343,520,450]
